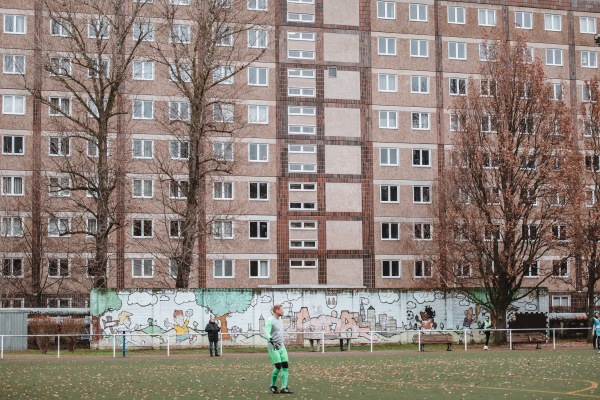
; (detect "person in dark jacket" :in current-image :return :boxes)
[205,317,221,356]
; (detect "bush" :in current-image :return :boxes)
[29,316,57,354]
[59,318,86,352]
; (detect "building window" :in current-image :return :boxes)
[379,111,397,129]
[249,221,268,239]
[447,6,465,24]
[377,1,395,19]
[289,182,316,191]
[552,225,568,241]
[132,100,153,119]
[288,87,315,97]
[132,61,154,80]
[544,14,561,31]
[288,32,315,41]
[1,258,23,277]
[2,95,25,115]
[288,106,316,116]
[213,181,233,200]
[133,21,154,41]
[288,69,315,79]
[248,67,268,86]
[248,0,268,10]
[289,220,317,230]
[381,222,399,240]
[585,154,600,171]
[411,75,429,93]
[213,142,233,161]
[515,11,532,29]
[169,180,189,199]
[50,57,71,76]
[2,176,23,196]
[410,39,428,57]
[170,141,189,159]
[481,115,496,132]
[249,143,268,162]
[132,219,153,238]
[289,240,317,249]
[522,224,539,241]
[213,103,234,122]
[248,105,269,124]
[290,259,317,268]
[523,261,538,278]
[377,37,396,55]
[412,149,431,167]
[409,3,427,21]
[169,63,191,82]
[552,260,569,277]
[48,177,70,197]
[248,29,268,48]
[449,78,467,95]
[250,260,269,278]
[414,223,432,240]
[413,186,431,203]
[87,218,97,236]
[88,18,109,38]
[287,50,315,60]
[287,13,315,23]
[380,185,399,203]
[288,125,316,135]
[546,49,563,66]
[478,9,496,26]
[50,18,70,36]
[87,58,110,79]
[132,139,153,158]
[48,258,70,278]
[169,101,190,121]
[132,179,153,198]
[380,148,398,166]
[169,259,178,278]
[582,51,598,68]
[249,182,268,200]
[214,259,234,278]
[382,260,400,278]
[213,220,233,239]
[48,97,71,117]
[214,65,233,84]
[132,259,153,278]
[479,44,496,62]
[288,163,316,173]
[171,24,191,43]
[289,201,316,210]
[412,112,430,130]
[3,135,24,155]
[581,16,596,34]
[169,220,183,239]
[48,218,70,237]
[456,264,471,278]
[552,295,570,307]
[448,42,466,60]
[414,260,432,277]
[3,55,25,74]
[378,74,397,92]
[1,217,23,237]
[4,15,26,34]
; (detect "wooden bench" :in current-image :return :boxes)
[417,334,454,351]
[511,332,546,349]
[303,333,357,351]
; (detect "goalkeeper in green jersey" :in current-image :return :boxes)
[265,304,293,394]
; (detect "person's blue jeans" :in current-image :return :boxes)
[209,340,219,355]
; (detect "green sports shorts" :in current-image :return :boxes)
[268,346,289,364]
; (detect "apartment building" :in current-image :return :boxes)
[1,0,600,315]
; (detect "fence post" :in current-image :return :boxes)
[122,333,126,357]
[321,331,325,354]
[112,334,116,358]
[167,334,170,357]
[552,328,556,350]
[509,329,512,351]
[370,331,373,353]
[418,330,422,351]
[464,331,467,352]
[1,335,3,360]
[57,335,60,359]
[220,332,223,355]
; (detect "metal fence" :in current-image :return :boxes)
[0,327,595,360]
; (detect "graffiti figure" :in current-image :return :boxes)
[164,309,197,344]
[117,311,145,345]
[460,307,479,344]
[415,306,437,330]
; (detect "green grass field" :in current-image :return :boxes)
[1,348,598,399]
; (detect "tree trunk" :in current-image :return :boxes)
[216,313,231,340]
[491,306,508,345]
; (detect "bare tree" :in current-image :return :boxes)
[575,76,600,340]
[149,0,269,288]
[437,36,579,337]
[23,0,152,288]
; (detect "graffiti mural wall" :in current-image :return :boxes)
[90,289,549,348]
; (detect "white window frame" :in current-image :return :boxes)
[169,180,188,199]
[377,1,395,19]
[411,112,430,130]
[380,185,399,203]
[582,51,598,68]
[449,77,467,95]
[289,220,317,230]
[448,42,467,60]
[288,69,315,78]
[290,259,317,268]
[132,259,153,278]
[49,137,70,156]
[2,135,24,155]
[249,220,269,239]
[248,29,268,48]
[249,181,269,201]
[546,49,563,66]
[447,6,465,24]
[249,260,269,278]
[132,100,153,119]
[249,143,269,162]
[48,176,70,197]
[169,101,190,121]
[378,37,397,56]
[131,179,153,198]
[1,217,24,237]
[287,13,315,23]
[289,182,316,191]
[478,9,496,26]
[410,39,428,57]
[4,15,26,34]
[50,18,70,37]
[288,32,315,41]
[170,141,189,160]
[1,258,24,278]
[414,260,432,278]
[2,176,24,196]
[378,74,397,92]
[523,261,539,278]
[248,67,268,86]
[48,217,70,237]
[382,260,401,278]
[213,142,233,161]
[289,240,317,249]
[171,24,191,44]
[213,220,234,239]
[409,3,427,22]
[49,97,71,117]
[515,11,532,29]
[411,75,429,93]
[132,218,153,238]
[248,105,269,124]
[412,149,431,167]
[289,201,317,210]
[413,185,431,203]
[213,181,234,200]
[544,14,561,31]
[2,95,25,115]
[132,139,153,159]
[379,110,398,129]
[380,147,399,166]
[214,259,234,278]
[88,18,109,39]
[414,223,432,240]
[48,258,70,278]
[132,60,154,80]
[580,16,597,34]
[3,55,25,74]
[248,0,268,11]
[133,21,155,41]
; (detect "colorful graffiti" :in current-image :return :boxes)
[90,288,549,348]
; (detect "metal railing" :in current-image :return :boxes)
[0,327,595,360]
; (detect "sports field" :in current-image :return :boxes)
[0,348,598,399]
